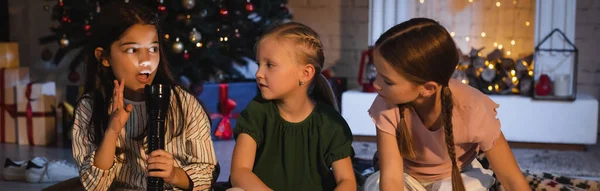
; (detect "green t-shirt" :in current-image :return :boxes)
[233,95,354,191]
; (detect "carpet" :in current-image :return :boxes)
[352,142,600,178]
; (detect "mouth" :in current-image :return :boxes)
[136,70,151,84]
[257,82,268,88]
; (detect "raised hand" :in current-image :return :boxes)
[107,79,134,134]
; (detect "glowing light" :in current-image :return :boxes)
[481,32,486,37]
[450,32,455,37]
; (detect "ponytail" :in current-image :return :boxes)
[396,104,416,159]
[441,85,466,191]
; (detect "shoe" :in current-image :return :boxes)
[25,158,78,183]
[3,158,27,181]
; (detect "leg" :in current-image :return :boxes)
[362,171,427,191]
[434,160,496,191]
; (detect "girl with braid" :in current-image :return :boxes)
[366,18,529,191]
[229,22,356,191]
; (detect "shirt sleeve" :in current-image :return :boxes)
[468,95,502,152]
[71,96,120,191]
[233,95,265,146]
[323,116,355,167]
[179,91,218,191]
[368,95,400,136]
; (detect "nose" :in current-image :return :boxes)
[373,75,382,91]
[138,49,151,65]
[255,64,264,79]
[140,61,151,67]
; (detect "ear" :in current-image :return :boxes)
[419,81,439,98]
[299,64,316,84]
[94,47,109,67]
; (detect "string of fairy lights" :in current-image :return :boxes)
[415,0,537,95]
[418,0,533,58]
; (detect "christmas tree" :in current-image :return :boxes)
[39,0,292,86]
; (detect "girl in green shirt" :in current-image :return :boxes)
[229,22,356,191]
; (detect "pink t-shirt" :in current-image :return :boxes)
[368,79,501,182]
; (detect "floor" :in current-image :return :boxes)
[2,141,600,190]
[0,141,237,190]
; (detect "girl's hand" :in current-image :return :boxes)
[147,150,177,184]
[107,79,133,134]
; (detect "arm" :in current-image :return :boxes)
[230,133,272,191]
[483,133,529,191]
[331,157,356,191]
[95,79,132,170]
[72,80,132,191]
[72,98,121,191]
[377,129,405,191]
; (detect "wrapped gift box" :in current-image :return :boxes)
[196,82,258,140]
[16,82,57,146]
[1,67,30,143]
[0,43,20,69]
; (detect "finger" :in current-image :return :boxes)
[115,79,124,109]
[124,104,133,113]
[147,163,170,171]
[149,150,173,159]
[112,80,119,111]
[120,78,125,104]
[148,171,170,179]
[147,156,172,165]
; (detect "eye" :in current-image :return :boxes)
[266,62,274,68]
[125,48,137,54]
[384,80,393,85]
[149,47,159,53]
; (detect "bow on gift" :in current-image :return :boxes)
[210,84,239,140]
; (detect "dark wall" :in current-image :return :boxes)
[0,0,8,41]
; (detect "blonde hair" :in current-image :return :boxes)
[258,22,339,112]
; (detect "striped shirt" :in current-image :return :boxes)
[72,87,217,191]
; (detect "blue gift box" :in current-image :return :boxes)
[196,82,258,140]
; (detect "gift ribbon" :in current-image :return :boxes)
[211,84,238,140]
[19,83,56,145]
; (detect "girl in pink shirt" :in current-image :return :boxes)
[366,18,529,191]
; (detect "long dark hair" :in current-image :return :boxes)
[256,22,339,112]
[375,18,464,190]
[78,2,189,161]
